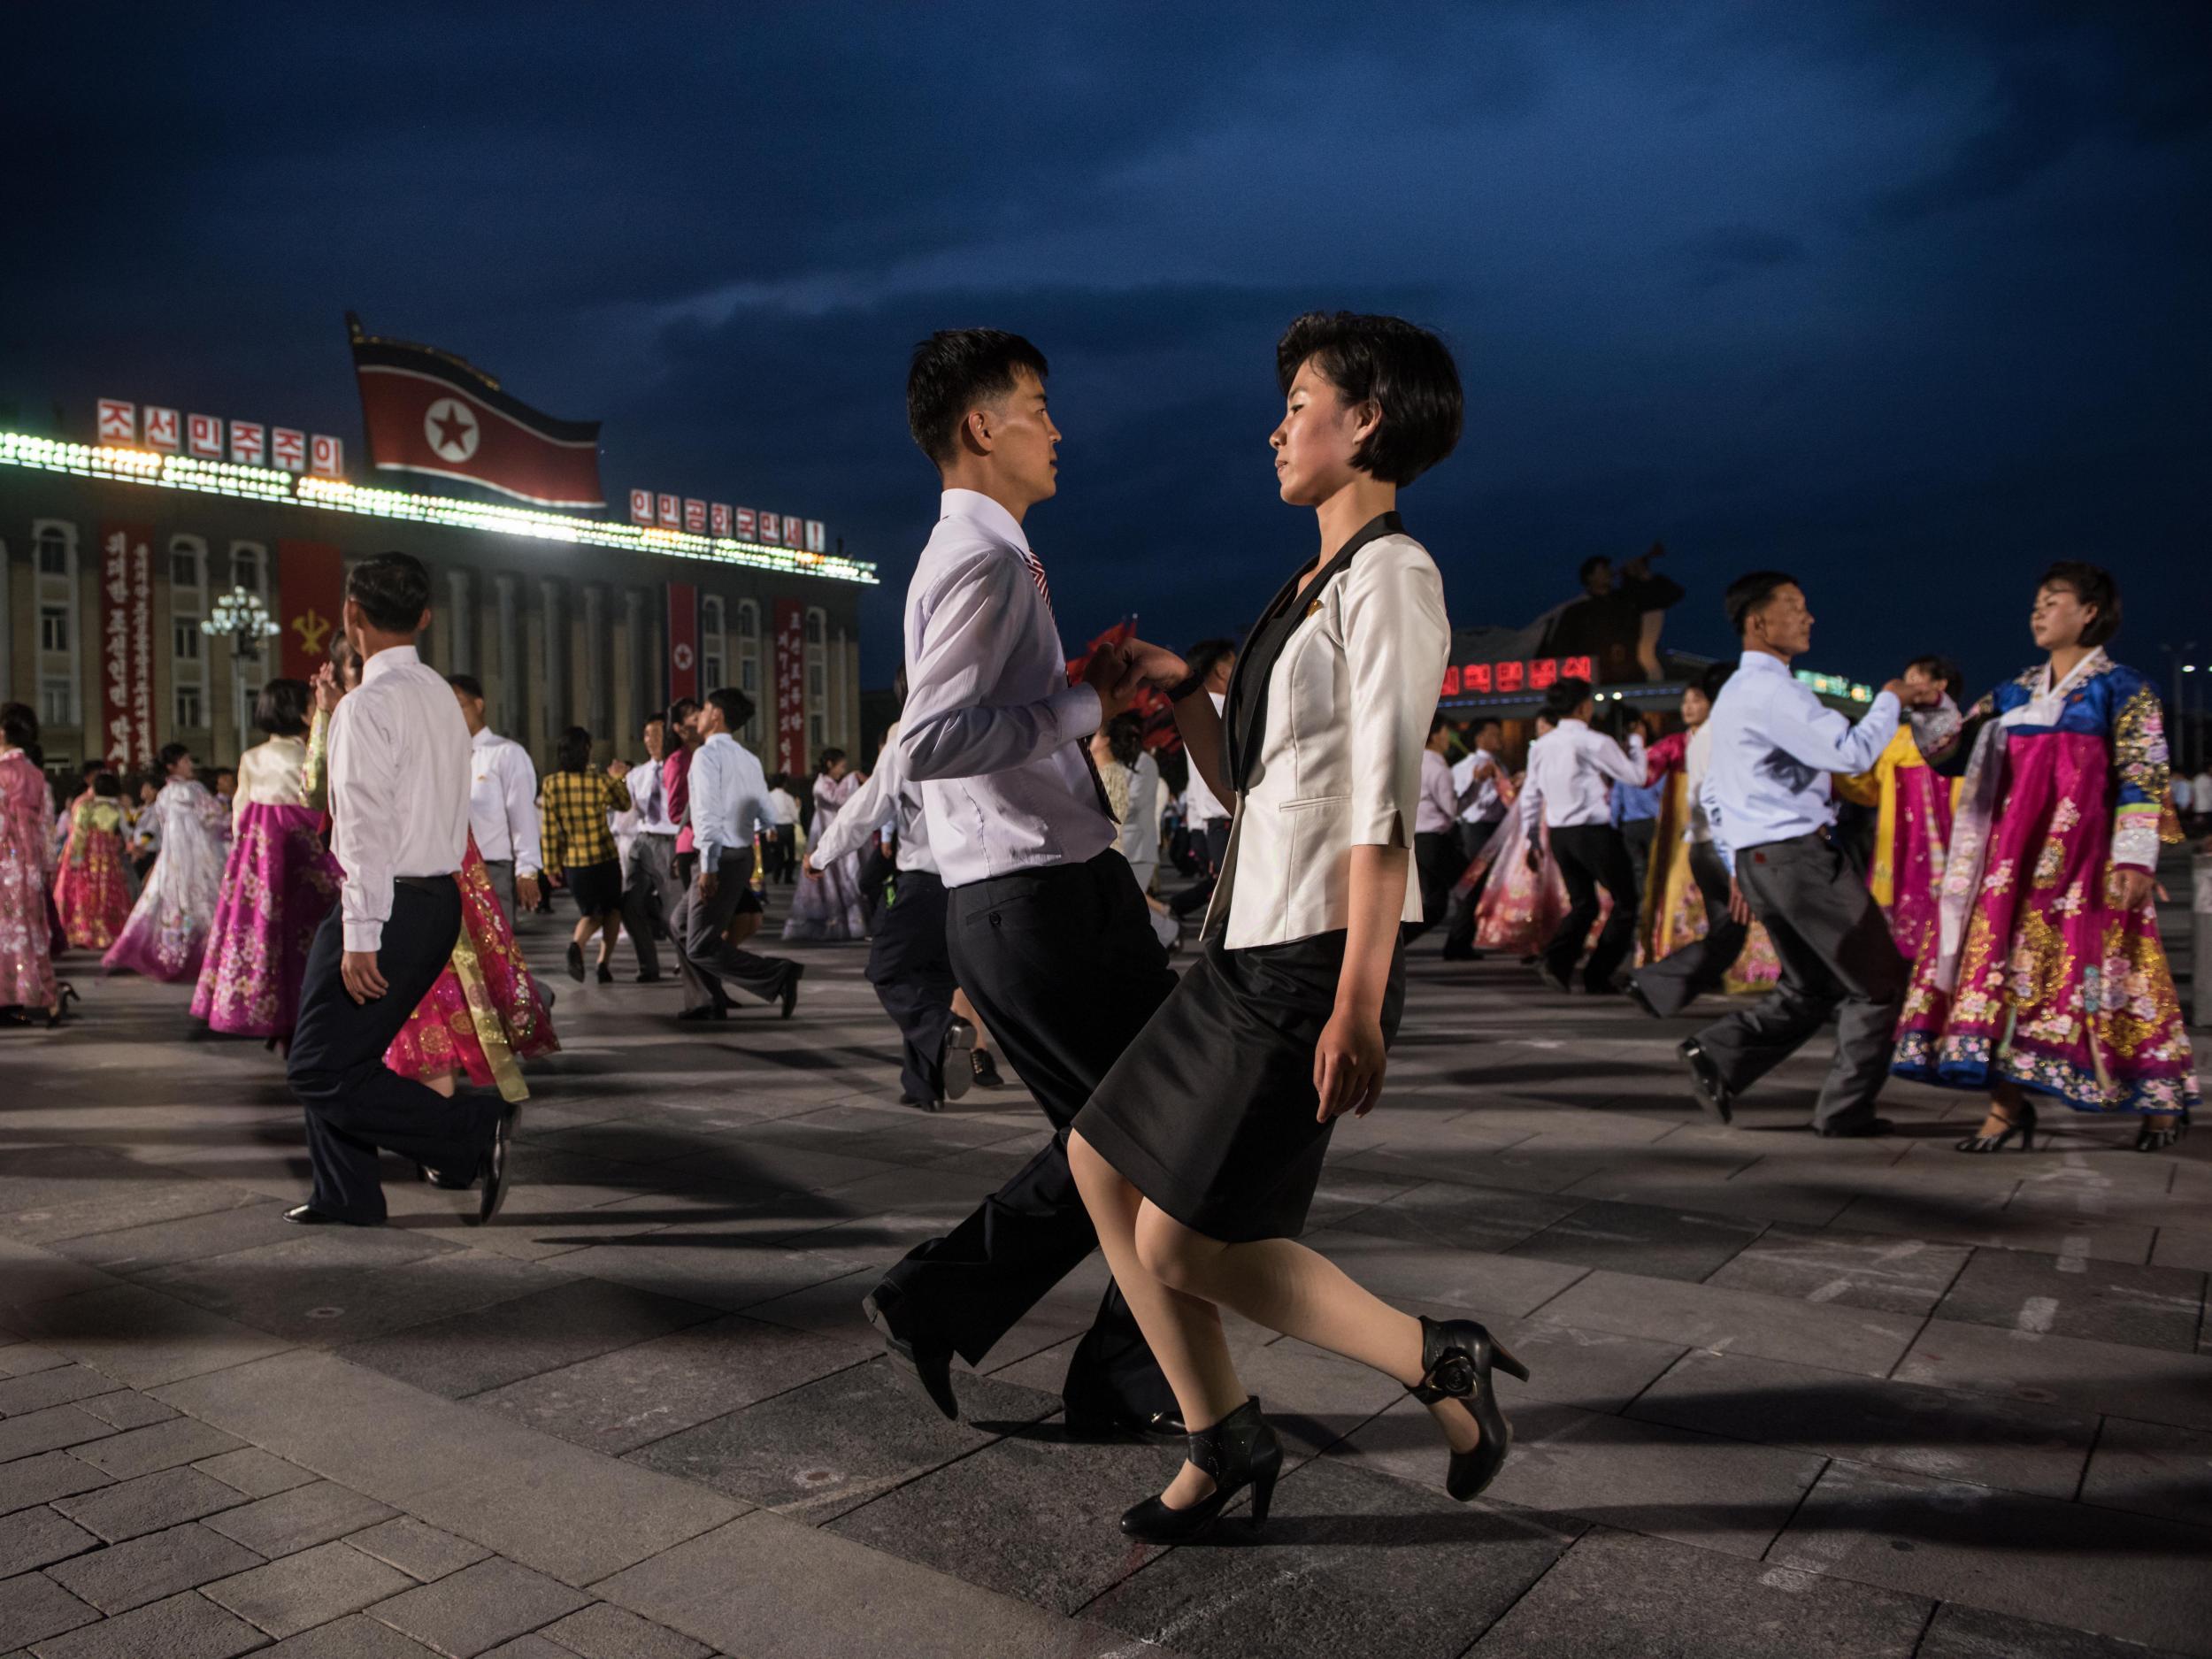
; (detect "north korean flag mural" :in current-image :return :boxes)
[347,313,604,507]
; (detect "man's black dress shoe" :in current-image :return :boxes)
[900,1094,944,1113]
[971,1051,1003,1090]
[637,972,663,984]
[780,963,806,1020]
[1815,1116,1895,1139]
[416,1163,476,1191]
[469,1104,518,1226]
[675,1005,728,1022]
[862,1290,960,1421]
[565,941,586,983]
[1622,979,1663,1020]
[1678,1037,1735,1125]
[285,1204,373,1225]
[941,1018,978,1102]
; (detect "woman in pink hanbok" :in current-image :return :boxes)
[54,774,134,953]
[104,744,228,981]
[0,705,61,1024]
[782,749,869,941]
[1837,654,1963,964]
[1894,563,2194,1153]
[191,680,343,1041]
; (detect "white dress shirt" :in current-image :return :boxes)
[687,732,773,871]
[1453,747,1503,825]
[1415,748,1463,835]
[1179,692,1231,825]
[1115,750,1164,872]
[1681,722,1717,845]
[898,488,1114,887]
[468,727,542,875]
[624,753,678,835]
[1701,650,1901,870]
[767,787,800,827]
[810,720,936,876]
[1519,718,1647,834]
[331,644,471,951]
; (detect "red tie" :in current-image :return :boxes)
[1018,547,1053,611]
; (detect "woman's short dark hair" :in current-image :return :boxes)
[345,551,432,634]
[254,678,311,739]
[1105,712,1145,767]
[703,687,752,733]
[815,746,848,775]
[2036,561,2122,647]
[556,726,593,772]
[157,741,192,776]
[1275,311,1463,486]
[447,672,485,703]
[93,772,121,799]
[1724,571,1801,637]
[1905,654,1965,702]
[907,329,1049,465]
[668,695,700,728]
[0,706,35,749]
[1543,676,1594,721]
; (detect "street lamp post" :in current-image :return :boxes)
[203,586,279,759]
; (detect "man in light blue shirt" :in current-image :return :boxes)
[672,687,803,1021]
[1679,572,1912,1138]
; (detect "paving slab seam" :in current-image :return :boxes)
[1901,1598,1943,1655]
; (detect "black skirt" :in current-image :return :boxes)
[1072,928,1405,1243]
[564,858,623,917]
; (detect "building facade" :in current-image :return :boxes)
[0,432,875,775]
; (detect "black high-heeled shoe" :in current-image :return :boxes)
[2136,1117,2189,1153]
[1407,1315,1530,1502]
[1955,1102,2036,1154]
[1119,1395,1282,1544]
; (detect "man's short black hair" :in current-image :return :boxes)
[447,672,484,702]
[347,552,432,634]
[1275,311,1463,486]
[157,741,191,776]
[643,709,666,732]
[907,328,1050,466]
[1698,659,1735,700]
[93,771,121,799]
[254,678,311,740]
[1724,571,1801,637]
[1578,555,1611,586]
[1542,676,1594,721]
[1183,639,1238,687]
[2036,560,2123,647]
[1471,717,1502,739]
[1429,712,1451,738]
[79,758,105,780]
[0,705,35,750]
[556,725,593,772]
[703,687,753,733]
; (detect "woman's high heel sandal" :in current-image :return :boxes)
[1955,1102,2036,1154]
[2136,1117,2189,1154]
[1119,1396,1282,1544]
[1407,1315,1530,1502]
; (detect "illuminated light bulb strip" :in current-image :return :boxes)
[0,432,879,587]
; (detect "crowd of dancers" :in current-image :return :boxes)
[0,311,2198,1547]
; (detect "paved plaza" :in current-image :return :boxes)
[2,879,2208,1659]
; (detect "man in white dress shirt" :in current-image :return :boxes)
[286,554,512,1227]
[1440,716,1505,958]
[1520,676,1648,993]
[448,674,542,920]
[1683,572,1909,1137]
[862,327,1179,1437]
[616,710,681,981]
[1408,713,1482,942]
[672,687,803,1019]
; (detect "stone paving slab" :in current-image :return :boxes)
[1534,1270,1925,1376]
[0,1568,99,1650]
[1769,1458,2212,1656]
[0,1407,111,1466]
[0,1506,97,1578]
[346,1516,494,1583]
[42,1518,264,1614]
[2078,1415,2212,1530]
[1893,1317,2212,1431]
[7,1282,292,1389]
[0,1452,110,1518]
[536,1601,712,1659]
[157,1349,742,1585]
[1702,1223,1974,1315]
[1467,1525,1932,1657]
[1932,1247,2207,1352]
[65,1416,244,1480]
[192,1446,319,1500]
[367,1555,592,1656]
[258,1613,445,1656]
[1916,1601,2197,1658]
[200,1479,396,1557]
[204,1538,416,1638]
[27,1586,266,1659]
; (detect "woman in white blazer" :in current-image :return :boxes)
[1070,312,1530,1546]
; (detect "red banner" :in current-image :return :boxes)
[773,598,805,776]
[667,581,698,705]
[277,541,345,680]
[98,525,155,769]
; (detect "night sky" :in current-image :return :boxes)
[7,3,2208,700]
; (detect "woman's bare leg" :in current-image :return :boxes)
[951,987,992,1056]
[424,1072,456,1099]
[1972,1077,2030,1140]
[1135,1203,1482,1456]
[1068,1133,1248,1508]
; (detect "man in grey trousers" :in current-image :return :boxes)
[671,687,804,1022]
[617,710,682,981]
[1678,571,1913,1137]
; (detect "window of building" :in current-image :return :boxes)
[174,685,204,729]
[805,609,824,644]
[40,680,73,726]
[40,606,69,652]
[229,543,265,593]
[36,527,70,576]
[171,546,201,588]
[809,712,826,751]
[173,620,202,661]
[807,663,826,700]
[701,595,726,691]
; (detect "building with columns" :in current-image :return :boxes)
[0,431,874,775]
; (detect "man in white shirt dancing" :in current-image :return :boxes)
[672,687,803,1020]
[1684,571,1909,1136]
[863,327,1179,1438]
[616,710,681,981]
[449,674,542,920]
[1520,676,1647,993]
[1440,717,1505,959]
[286,553,512,1227]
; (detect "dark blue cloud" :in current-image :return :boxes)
[4,1,2207,702]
